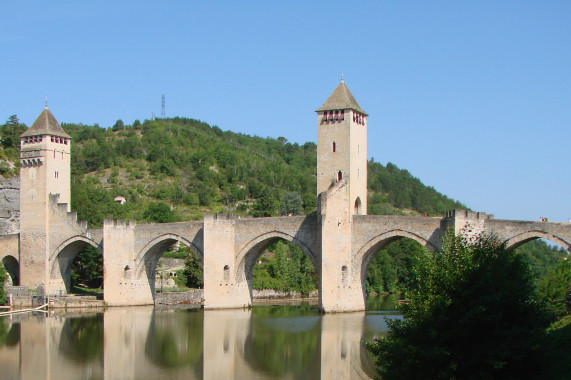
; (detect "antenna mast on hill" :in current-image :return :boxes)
[161,95,166,119]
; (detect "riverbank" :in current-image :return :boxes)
[5,288,320,308]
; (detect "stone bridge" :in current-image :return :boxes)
[2,181,569,312]
[5,96,571,312]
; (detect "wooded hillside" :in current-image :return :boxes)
[56,117,466,225]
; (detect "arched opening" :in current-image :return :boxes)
[50,237,101,295]
[236,234,319,304]
[2,256,19,286]
[70,245,103,294]
[359,232,432,310]
[354,197,362,215]
[508,238,569,279]
[137,235,203,301]
[337,171,342,181]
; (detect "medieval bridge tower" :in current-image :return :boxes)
[19,106,72,288]
[316,78,368,216]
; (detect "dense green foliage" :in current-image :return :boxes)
[543,315,571,378]
[182,248,204,289]
[537,258,571,318]
[365,239,428,295]
[252,241,317,297]
[366,231,552,379]
[368,160,464,215]
[0,265,8,305]
[515,239,568,279]
[0,115,27,177]
[70,245,103,289]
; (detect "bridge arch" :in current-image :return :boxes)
[2,255,19,286]
[354,229,436,304]
[235,231,319,285]
[49,236,101,293]
[135,233,204,296]
[504,230,571,253]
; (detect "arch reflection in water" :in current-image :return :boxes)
[0,302,399,379]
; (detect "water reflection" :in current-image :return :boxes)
[245,306,321,378]
[59,315,104,362]
[0,296,402,379]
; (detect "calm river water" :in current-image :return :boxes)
[0,295,402,379]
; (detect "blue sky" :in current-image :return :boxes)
[2,1,570,223]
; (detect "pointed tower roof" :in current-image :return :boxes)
[316,80,367,115]
[20,107,71,138]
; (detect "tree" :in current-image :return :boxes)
[0,266,8,305]
[366,230,552,379]
[1,115,27,149]
[112,119,125,131]
[144,202,176,223]
[182,249,203,288]
[71,245,103,289]
[280,192,303,216]
[537,258,571,318]
[252,188,280,217]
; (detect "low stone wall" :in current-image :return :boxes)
[253,289,319,299]
[155,289,203,305]
[10,294,105,309]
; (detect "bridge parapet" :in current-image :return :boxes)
[485,219,571,253]
[445,209,493,241]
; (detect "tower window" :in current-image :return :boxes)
[332,142,336,152]
[337,171,342,181]
[340,110,344,120]
[322,112,327,122]
[51,137,54,142]
[334,110,339,120]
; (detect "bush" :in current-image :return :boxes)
[365,230,552,379]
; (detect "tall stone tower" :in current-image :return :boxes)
[19,107,71,288]
[316,79,368,215]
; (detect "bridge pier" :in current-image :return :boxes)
[103,220,154,306]
[203,214,251,309]
[319,180,366,312]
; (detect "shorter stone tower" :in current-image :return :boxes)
[19,107,71,288]
[316,79,368,215]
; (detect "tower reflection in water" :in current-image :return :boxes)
[0,305,401,379]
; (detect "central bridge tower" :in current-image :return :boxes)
[316,80,370,311]
[316,78,368,215]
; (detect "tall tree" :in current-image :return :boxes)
[280,192,303,216]
[366,231,552,379]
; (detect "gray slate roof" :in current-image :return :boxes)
[316,81,367,115]
[21,107,71,138]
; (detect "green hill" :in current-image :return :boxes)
[53,117,466,226]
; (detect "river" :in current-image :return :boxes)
[0,295,402,379]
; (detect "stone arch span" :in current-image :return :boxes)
[354,229,436,304]
[135,233,204,295]
[504,230,571,253]
[49,235,101,292]
[2,255,19,286]
[235,230,319,286]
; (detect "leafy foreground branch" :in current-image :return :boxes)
[365,230,553,379]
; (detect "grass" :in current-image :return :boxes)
[70,285,103,295]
